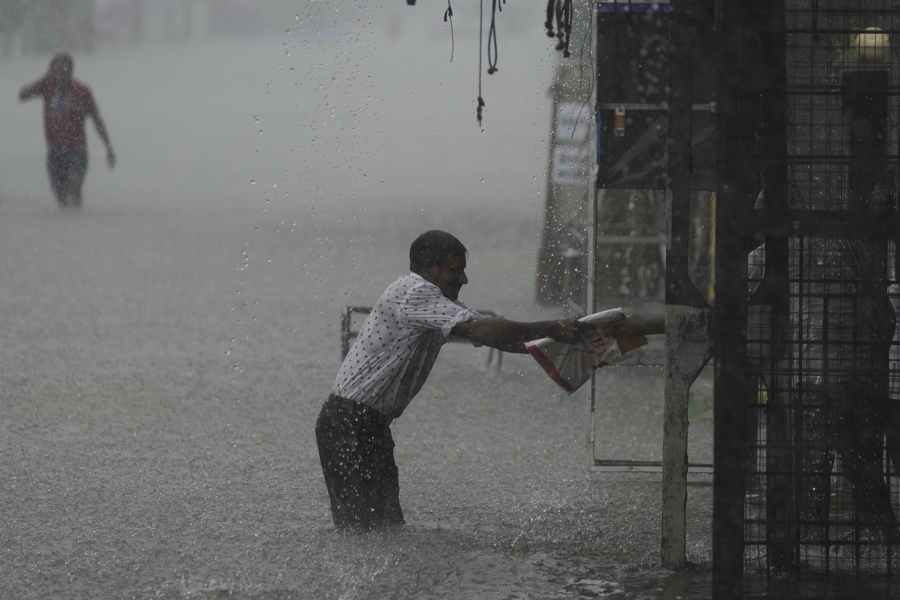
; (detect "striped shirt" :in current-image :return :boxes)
[332,273,483,419]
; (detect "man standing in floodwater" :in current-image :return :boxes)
[316,230,598,530]
[19,52,115,207]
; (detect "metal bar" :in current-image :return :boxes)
[786,28,900,34]
[596,235,667,244]
[784,8,900,16]
[588,0,601,466]
[599,102,717,110]
[784,220,900,237]
[592,459,714,473]
[740,212,900,237]
[785,90,900,96]
[760,0,792,568]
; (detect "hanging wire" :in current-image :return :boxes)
[476,0,506,124]
[555,0,565,50]
[487,0,504,74]
[477,0,485,125]
[547,0,573,57]
[554,0,573,57]
[444,0,455,62]
[545,0,556,38]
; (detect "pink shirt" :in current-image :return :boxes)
[39,79,98,149]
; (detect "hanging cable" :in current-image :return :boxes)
[545,0,556,38]
[487,0,503,74]
[477,0,485,125]
[551,0,573,57]
[444,0,455,62]
[555,0,564,50]
[560,0,573,58]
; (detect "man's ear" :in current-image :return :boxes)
[419,259,439,283]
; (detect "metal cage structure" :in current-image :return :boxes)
[715,0,900,594]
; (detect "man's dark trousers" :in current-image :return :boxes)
[315,394,405,530]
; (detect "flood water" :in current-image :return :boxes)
[0,10,719,599]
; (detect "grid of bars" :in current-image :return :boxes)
[742,0,900,579]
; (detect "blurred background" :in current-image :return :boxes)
[1,0,288,54]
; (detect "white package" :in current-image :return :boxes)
[525,308,647,393]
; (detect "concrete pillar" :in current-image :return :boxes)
[661,305,713,567]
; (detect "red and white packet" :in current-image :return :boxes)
[525,308,647,394]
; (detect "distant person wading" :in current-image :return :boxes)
[315,230,600,531]
[19,52,115,207]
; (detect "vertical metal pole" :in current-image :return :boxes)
[758,0,791,571]
[714,0,755,594]
[589,190,600,458]
[666,0,709,311]
[588,2,601,461]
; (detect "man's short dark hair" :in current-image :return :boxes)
[51,52,73,70]
[409,230,467,273]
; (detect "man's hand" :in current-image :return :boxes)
[106,149,116,169]
[600,313,665,338]
[548,318,600,345]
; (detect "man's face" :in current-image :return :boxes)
[48,59,73,86]
[421,255,468,301]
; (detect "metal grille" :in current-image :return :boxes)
[786,2,900,210]
[738,0,900,580]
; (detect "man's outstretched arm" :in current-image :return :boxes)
[19,79,44,101]
[452,317,596,354]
